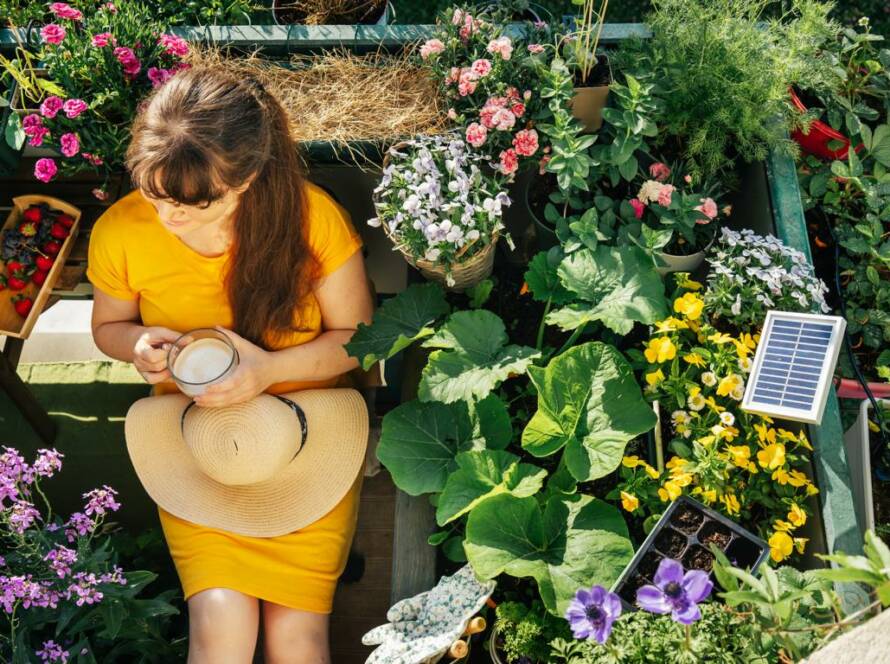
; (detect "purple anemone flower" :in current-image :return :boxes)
[564,584,622,643]
[636,558,713,624]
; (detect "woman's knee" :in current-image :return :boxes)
[188,588,259,664]
[263,603,330,664]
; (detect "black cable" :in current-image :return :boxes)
[825,216,890,478]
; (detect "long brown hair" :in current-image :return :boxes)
[126,65,318,349]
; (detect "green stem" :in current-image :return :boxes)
[553,321,589,358]
[536,297,552,351]
[34,480,53,524]
[685,624,692,651]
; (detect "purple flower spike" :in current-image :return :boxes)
[636,558,713,625]
[565,584,622,643]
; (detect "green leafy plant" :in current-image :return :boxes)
[494,599,571,664]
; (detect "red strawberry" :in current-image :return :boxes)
[36,255,54,271]
[8,276,27,291]
[7,260,25,275]
[43,241,61,256]
[57,213,75,229]
[18,221,38,237]
[22,207,42,223]
[12,295,33,318]
[50,223,69,240]
[32,270,48,286]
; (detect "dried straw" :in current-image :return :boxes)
[187,46,448,162]
[275,0,386,25]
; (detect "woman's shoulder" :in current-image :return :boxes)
[90,189,158,246]
[301,181,363,277]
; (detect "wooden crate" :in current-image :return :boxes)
[0,195,82,338]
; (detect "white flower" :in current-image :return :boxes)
[738,356,752,373]
[367,217,381,228]
[672,410,690,426]
[719,411,735,426]
[730,385,744,401]
[688,393,706,411]
[701,372,717,387]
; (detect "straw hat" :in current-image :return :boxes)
[124,389,368,537]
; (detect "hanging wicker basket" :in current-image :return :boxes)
[376,140,499,290]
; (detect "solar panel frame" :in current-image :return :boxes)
[741,311,846,424]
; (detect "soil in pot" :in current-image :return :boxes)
[273,0,386,24]
[571,58,612,89]
[698,520,732,548]
[671,504,705,534]
[682,545,715,572]
[724,536,763,569]
[654,527,686,558]
[637,550,662,580]
[618,573,651,605]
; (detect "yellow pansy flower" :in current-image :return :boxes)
[671,471,694,488]
[797,431,813,451]
[722,493,741,515]
[754,422,777,444]
[645,337,677,364]
[716,374,744,397]
[769,531,794,562]
[675,273,703,291]
[773,468,790,485]
[674,293,704,321]
[622,455,642,468]
[733,333,757,358]
[794,537,809,554]
[708,332,734,344]
[692,487,717,504]
[655,317,689,333]
[643,464,660,480]
[726,445,751,468]
[806,482,820,496]
[788,504,807,528]
[620,491,639,512]
[658,481,682,502]
[757,443,786,470]
[786,470,809,487]
[774,519,794,532]
[683,352,706,368]
[646,369,665,386]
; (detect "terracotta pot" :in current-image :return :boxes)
[835,377,890,400]
[789,88,852,161]
[570,85,610,133]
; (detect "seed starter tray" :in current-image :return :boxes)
[611,495,769,609]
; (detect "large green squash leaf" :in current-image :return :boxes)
[524,250,574,304]
[345,283,449,370]
[547,245,667,334]
[376,399,474,495]
[464,493,633,615]
[521,342,657,481]
[419,310,540,403]
[436,450,547,526]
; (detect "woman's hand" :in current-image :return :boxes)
[193,327,275,408]
[133,326,182,385]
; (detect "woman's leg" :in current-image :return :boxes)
[262,601,330,664]
[187,588,260,664]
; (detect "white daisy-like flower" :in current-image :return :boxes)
[672,410,690,426]
[739,356,752,373]
[720,411,735,426]
[688,393,706,411]
[730,385,745,401]
[701,372,717,387]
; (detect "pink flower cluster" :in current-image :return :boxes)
[695,197,718,222]
[91,31,116,47]
[158,33,190,58]
[49,3,83,21]
[649,161,671,182]
[486,36,513,60]
[113,46,141,78]
[479,88,527,132]
[40,24,66,45]
[452,8,481,41]
[420,38,445,60]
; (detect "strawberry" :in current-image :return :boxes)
[36,255,54,271]
[6,260,25,275]
[12,294,33,318]
[8,275,27,291]
[22,207,42,223]
[50,223,69,240]
[43,241,61,256]
[32,270,48,286]
[57,213,75,229]
[18,221,38,237]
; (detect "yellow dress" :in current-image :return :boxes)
[87,183,364,613]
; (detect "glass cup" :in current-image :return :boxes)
[167,328,239,397]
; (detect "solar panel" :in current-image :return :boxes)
[741,311,846,424]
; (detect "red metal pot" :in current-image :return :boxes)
[835,377,890,400]
[789,88,852,161]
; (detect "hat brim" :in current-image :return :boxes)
[125,388,368,537]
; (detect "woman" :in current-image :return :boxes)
[87,66,373,663]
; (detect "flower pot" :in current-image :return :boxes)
[569,85,610,133]
[655,248,706,276]
[272,0,391,25]
[835,378,890,401]
[524,173,559,252]
[411,235,499,290]
[841,399,886,535]
[789,88,852,161]
[610,495,769,611]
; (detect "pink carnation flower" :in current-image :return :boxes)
[419,39,445,59]
[510,102,525,118]
[512,129,539,157]
[695,197,718,221]
[49,3,83,20]
[491,108,516,131]
[63,98,88,119]
[528,44,545,54]
[147,67,172,88]
[113,47,141,78]
[471,58,492,77]
[499,148,519,175]
[538,154,551,175]
[465,122,487,148]
[91,32,115,47]
[39,96,63,119]
[523,90,532,101]
[630,198,646,219]
[457,69,479,97]
[60,133,80,158]
[92,188,109,201]
[34,158,58,183]
[158,34,189,58]
[103,2,117,12]
[41,24,66,45]
[451,8,465,25]
[22,114,43,132]
[657,184,675,207]
[27,126,50,147]
[649,162,671,182]
[486,36,513,60]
